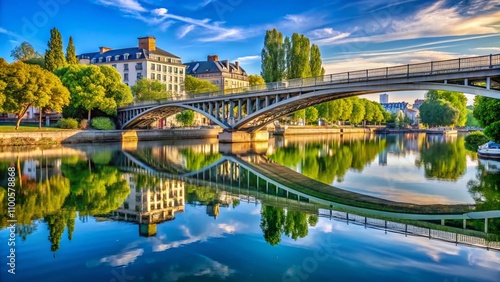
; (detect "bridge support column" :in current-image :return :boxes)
[218,130,269,143]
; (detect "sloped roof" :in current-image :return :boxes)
[184,60,247,75]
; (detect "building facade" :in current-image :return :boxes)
[380,93,389,104]
[184,55,249,92]
[78,36,186,95]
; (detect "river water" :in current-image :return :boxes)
[0,133,499,282]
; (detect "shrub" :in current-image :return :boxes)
[484,121,500,143]
[8,137,37,146]
[79,119,88,130]
[38,137,58,145]
[57,118,79,129]
[91,117,115,130]
[465,131,489,151]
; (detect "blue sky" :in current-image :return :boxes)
[1,0,499,103]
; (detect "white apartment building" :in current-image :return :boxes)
[78,36,186,95]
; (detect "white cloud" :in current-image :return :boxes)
[177,24,195,39]
[94,0,146,13]
[218,223,236,233]
[185,0,216,10]
[475,47,500,51]
[151,8,168,16]
[234,55,260,62]
[99,248,144,267]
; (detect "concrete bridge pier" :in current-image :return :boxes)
[218,130,269,143]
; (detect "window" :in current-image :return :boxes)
[151,63,155,70]
[169,66,172,73]
[169,76,173,82]
[157,64,161,71]
[135,63,143,70]
[137,73,142,79]
[174,67,178,74]
[136,52,141,59]
[158,57,161,61]
[169,84,172,90]
[174,85,178,91]
[98,57,103,63]
[157,74,161,80]
[151,73,155,79]
[163,66,167,72]
[180,77,184,83]
[106,56,111,62]
[174,77,178,83]
[115,55,120,61]
[91,58,96,63]
[180,69,184,75]
[124,73,129,81]
[111,64,116,68]
[124,53,129,60]
[163,75,167,81]
[124,63,129,71]
[124,202,129,209]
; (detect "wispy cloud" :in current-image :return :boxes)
[184,0,216,10]
[94,0,146,13]
[474,47,500,51]
[233,55,260,62]
[177,24,196,39]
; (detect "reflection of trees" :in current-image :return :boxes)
[467,161,500,235]
[185,185,219,204]
[269,139,386,183]
[179,148,222,171]
[415,137,466,181]
[260,205,317,246]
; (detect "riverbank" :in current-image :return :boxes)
[0,128,222,145]
[273,126,373,135]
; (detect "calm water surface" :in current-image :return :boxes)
[0,133,499,282]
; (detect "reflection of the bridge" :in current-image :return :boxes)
[117,150,500,251]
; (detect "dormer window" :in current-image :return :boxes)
[124,53,129,60]
[91,58,96,63]
[98,57,103,63]
[106,56,111,62]
[136,52,142,59]
[115,55,120,61]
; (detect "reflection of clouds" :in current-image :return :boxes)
[467,249,500,269]
[99,248,144,267]
[218,223,236,234]
[159,255,235,281]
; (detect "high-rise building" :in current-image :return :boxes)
[380,93,389,104]
[78,36,186,95]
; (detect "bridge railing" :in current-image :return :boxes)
[123,53,500,108]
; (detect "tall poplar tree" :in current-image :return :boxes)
[310,44,325,77]
[261,29,286,83]
[45,27,66,72]
[66,36,78,65]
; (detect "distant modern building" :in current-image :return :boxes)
[184,55,249,92]
[380,93,389,104]
[78,36,186,95]
[381,102,408,114]
[413,99,425,109]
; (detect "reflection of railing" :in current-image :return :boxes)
[123,54,500,108]
[318,209,500,251]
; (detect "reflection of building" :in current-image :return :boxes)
[184,55,249,92]
[108,173,185,237]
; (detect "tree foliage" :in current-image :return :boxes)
[184,75,219,94]
[426,90,467,126]
[1,61,70,129]
[473,96,500,128]
[10,41,41,61]
[419,99,459,127]
[45,27,66,72]
[55,64,132,120]
[132,78,171,101]
[248,74,265,86]
[415,137,466,181]
[261,28,286,83]
[310,44,325,77]
[350,99,365,125]
[65,36,78,65]
[175,110,195,126]
[484,121,500,143]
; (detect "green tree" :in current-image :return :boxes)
[132,78,171,101]
[0,59,7,111]
[484,121,500,142]
[176,110,195,126]
[56,64,131,120]
[465,108,480,127]
[309,44,325,77]
[248,74,265,86]
[284,210,309,240]
[10,41,41,61]
[473,96,500,128]
[289,33,311,79]
[415,137,467,181]
[2,62,70,129]
[340,98,353,124]
[350,99,365,125]
[184,75,219,94]
[45,27,66,72]
[427,90,467,126]
[305,107,318,125]
[65,36,78,65]
[261,28,286,82]
[362,98,376,125]
[24,57,45,68]
[260,205,285,246]
[419,99,459,127]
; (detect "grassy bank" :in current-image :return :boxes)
[0,124,66,132]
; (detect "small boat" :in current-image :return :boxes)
[477,141,500,159]
[478,158,500,173]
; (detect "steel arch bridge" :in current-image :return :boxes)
[118,54,500,132]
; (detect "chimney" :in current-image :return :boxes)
[235,61,239,71]
[138,36,156,51]
[99,47,112,54]
[225,59,229,69]
[207,55,219,61]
